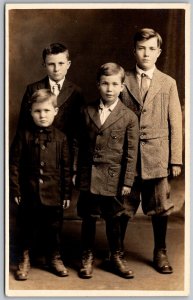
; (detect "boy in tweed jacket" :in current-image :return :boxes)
[75,63,139,279]
[120,28,182,274]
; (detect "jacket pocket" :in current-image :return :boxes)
[108,130,124,150]
[107,166,121,192]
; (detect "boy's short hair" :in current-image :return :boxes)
[42,43,70,62]
[29,89,57,109]
[96,62,125,83]
[134,28,162,48]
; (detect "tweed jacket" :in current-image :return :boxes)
[76,99,139,196]
[17,76,84,150]
[121,67,182,179]
[10,125,72,206]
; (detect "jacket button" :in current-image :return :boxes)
[40,169,44,175]
[40,161,45,166]
[141,142,146,146]
[41,145,46,150]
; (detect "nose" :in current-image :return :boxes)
[107,84,112,92]
[54,64,59,72]
[144,48,150,56]
[40,111,46,118]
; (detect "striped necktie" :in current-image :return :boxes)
[140,73,149,101]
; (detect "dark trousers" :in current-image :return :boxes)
[17,202,63,259]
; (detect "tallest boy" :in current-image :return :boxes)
[17,43,84,155]
[121,28,182,274]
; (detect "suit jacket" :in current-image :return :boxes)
[76,99,139,196]
[17,76,84,150]
[10,125,72,206]
[121,67,182,179]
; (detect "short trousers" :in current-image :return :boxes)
[77,191,128,220]
[124,176,174,217]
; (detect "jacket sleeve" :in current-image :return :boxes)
[123,112,139,187]
[61,135,72,200]
[168,80,183,165]
[9,131,24,198]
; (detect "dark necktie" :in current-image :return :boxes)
[140,73,149,101]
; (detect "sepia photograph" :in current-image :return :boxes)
[5,3,190,297]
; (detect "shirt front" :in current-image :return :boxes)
[98,98,119,125]
[49,77,65,94]
[136,65,155,89]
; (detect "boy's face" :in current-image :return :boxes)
[31,100,58,128]
[98,74,124,106]
[44,52,71,82]
[134,37,162,71]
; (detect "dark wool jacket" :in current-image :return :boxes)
[10,125,72,206]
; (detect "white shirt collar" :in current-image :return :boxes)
[49,77,65,89]
[136,65,155,79]
[99,98,119,112]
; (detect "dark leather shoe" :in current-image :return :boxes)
[153,248,173,274]
[79,250,94,279]
[49,254,69,277]
[15,250,30,281]
[110,251,134,279]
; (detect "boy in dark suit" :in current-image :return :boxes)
[75,63,139,279]
[17,43,84,157]
[120,28,182,274]
[10,89,72,280]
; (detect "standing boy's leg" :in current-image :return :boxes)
[15,204,32,281]
[43,206,69,277]
[77,192,97,279]
[106,216,134,279]
[152,215,173,274]
[141,178,174,274]
[78,217,96,279]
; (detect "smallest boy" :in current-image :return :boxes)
[75,63,139,279]
[10,89,72,280]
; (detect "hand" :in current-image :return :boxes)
[121,186,131,196]
[72,174,77,186]
[171,165,181,177]
[62,200,70,209]
[14,196,21,205]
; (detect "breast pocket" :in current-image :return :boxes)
[108,130,124,150]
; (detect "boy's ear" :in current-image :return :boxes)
[67,60,71,69]
[54,107,59,115]
[158,48,162,57]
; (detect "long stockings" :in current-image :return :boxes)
[81,217,96,251]
[151,215,168,250]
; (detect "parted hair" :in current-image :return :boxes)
[96,62,125,83]
[42,43,70,62]
[134,28,162,48]
[29,89,57,108]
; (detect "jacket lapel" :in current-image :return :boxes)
[100,100,126,131]
[87,103,102,129]
[124,69,143,106]
[57,80,75,107]
[144,68,166,105]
